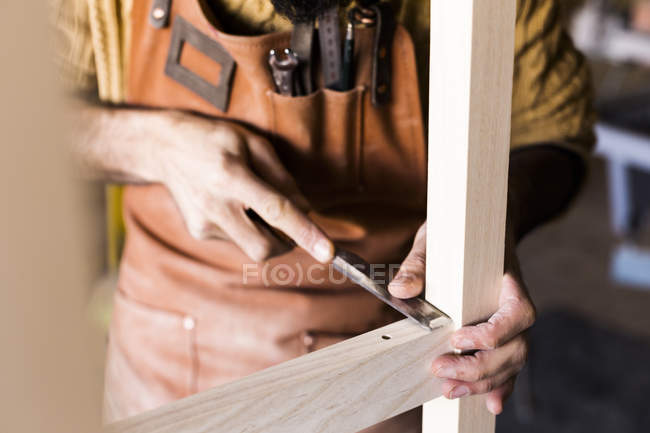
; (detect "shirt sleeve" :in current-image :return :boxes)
[511,0,596,156]
[52,0,125,102]
[51,0,98,94]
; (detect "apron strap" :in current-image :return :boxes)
[370,2,397,105]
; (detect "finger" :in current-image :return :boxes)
[388,223,426,298]
[432,335,528,382]
[451,275,536,351]
[208,203,288,262]
[441,368,516,400]
[245,135,310,211]
[236,172,334,263]
[486,378,516,415]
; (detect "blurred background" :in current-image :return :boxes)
[499,1,650,432]
[3,0,650,432]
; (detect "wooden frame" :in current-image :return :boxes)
[106,1,516,432]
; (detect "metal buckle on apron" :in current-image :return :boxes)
[164,17,236,112]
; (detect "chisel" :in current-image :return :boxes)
[332,248,449,331]
[245,209,449,330]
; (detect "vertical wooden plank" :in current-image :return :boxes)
[424,1,516,433]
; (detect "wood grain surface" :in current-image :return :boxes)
[106,318,453,433]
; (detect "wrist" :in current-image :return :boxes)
[121,109,191,185]
[145,110,235,186]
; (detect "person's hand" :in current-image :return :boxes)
[151,111,334,263]
[388,222,536,415]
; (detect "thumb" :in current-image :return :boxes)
[388,223,426,299]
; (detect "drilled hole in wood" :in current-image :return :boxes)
[381,335,391,340]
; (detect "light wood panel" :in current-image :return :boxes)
[106,318,453,433]
[424,1,516,432]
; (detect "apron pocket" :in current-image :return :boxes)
[109,290,197,399]
[267,86,365,195]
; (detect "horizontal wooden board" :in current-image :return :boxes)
[106,318,453,433]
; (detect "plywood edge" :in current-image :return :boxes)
[106,318,454,433]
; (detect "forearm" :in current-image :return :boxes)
[507,145,586,244]
[67,99,174,184]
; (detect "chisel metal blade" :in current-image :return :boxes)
[332,248,450,331]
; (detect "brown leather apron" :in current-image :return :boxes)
[104,1,427,431]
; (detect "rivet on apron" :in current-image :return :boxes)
[149,0,172,29]
[302,331,315,348]
[152,7,166,20]
[182,316,196,331]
